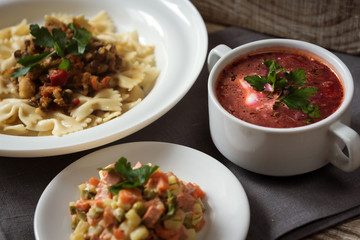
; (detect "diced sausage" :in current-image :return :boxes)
[176,193,195,212]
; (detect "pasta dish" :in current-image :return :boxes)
[0,12,159,136]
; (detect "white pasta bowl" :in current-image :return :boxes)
[0,0,208,157]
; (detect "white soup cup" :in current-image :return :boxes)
[207,39,360,176]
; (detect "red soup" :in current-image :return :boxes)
[215,51,344,128]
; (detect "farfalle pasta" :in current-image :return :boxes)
[0,11,159,136]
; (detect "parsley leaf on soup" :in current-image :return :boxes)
[244,59,321,120]
[244,75,268,91]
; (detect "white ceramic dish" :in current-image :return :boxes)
[34,142,250,240]
[0,0,208,157]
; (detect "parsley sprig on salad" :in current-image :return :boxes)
[244,59,321,119]
[11,23,92,78]
[98,157,159,194]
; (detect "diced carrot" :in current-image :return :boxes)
[191,183,206,199]
[75,199,90,212]
[100,76,111,88]
[183,182,206,199]
[91,76,99,91]
[118,188,142,205]
[87,177,100,187]
[93,199,104,207]
[103,207,117,228]
[113,228,126,240]
[146,170,170,193]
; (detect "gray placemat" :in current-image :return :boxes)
[0,26,359,240]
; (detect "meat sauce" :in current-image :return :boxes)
[215,51,344,128]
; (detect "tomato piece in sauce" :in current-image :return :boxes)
[49,69,71,86]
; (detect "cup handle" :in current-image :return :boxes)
[207,44,232,72]
[328,121,360,172]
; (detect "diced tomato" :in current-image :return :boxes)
[113,228,126,240]
[49,69,71,86]
[118,188,142,205]
[103,207,117,228]
[70,98,80,109]
[87,177,100,187]
[145,170,170,193]
[75,199,90,212]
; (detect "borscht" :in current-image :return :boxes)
[215,50,344,128]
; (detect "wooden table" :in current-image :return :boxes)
[205,21,360,240]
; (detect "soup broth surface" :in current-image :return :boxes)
[215,51,344,128]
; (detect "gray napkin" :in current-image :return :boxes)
[121,27,360,240]
[0,26,360,240]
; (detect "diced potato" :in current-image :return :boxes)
[164,210,185,230]
[113,208,125,222]
[87,206,104,218]
[168,175,182,195]
[118,202,132,211]
[119,220,134,236]
[193,202,203,213]
[70,232,85,240]
[192,213,203,226]
[87,224,104,237]
[196,199,206,212]
[71,219,89,240]
[85,183,96,192]
[186,228,197,240]
[130,225,149,240]
[78,184,86,191]
[125,209,142,227]
[102,198,113,208]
